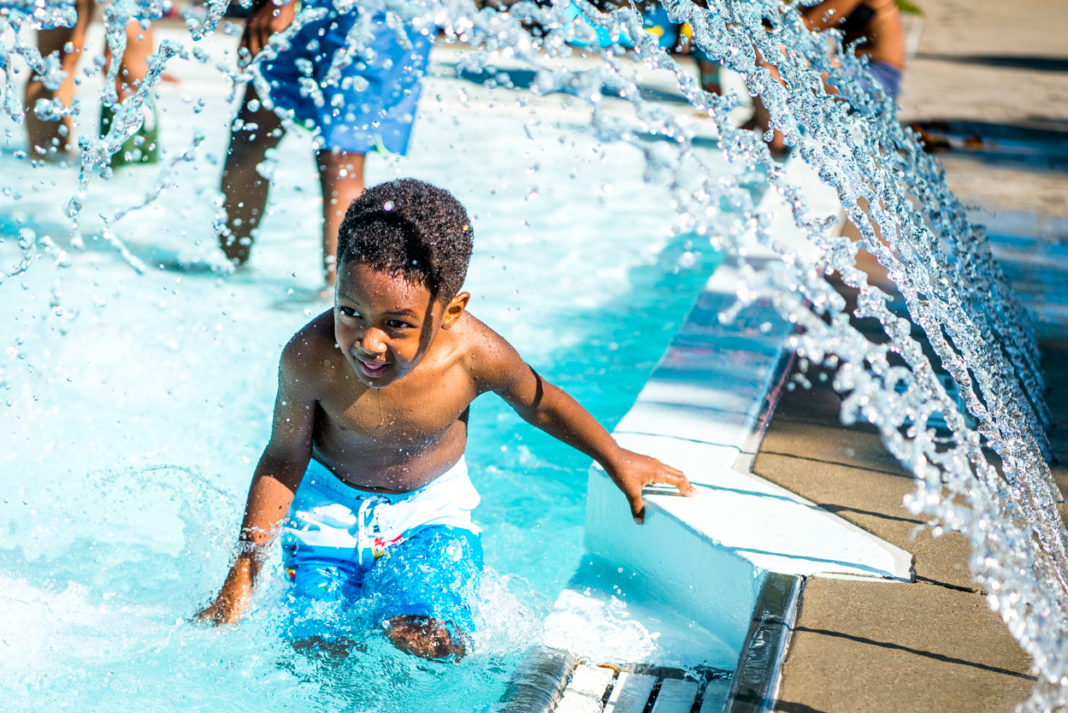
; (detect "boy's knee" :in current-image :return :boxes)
[385,615,466,660]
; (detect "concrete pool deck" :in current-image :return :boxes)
[756,0,1068,709]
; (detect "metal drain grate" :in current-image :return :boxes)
[501,648,731,713]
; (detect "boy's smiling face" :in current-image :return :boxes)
[334,261,467,389]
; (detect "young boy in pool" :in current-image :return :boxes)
[197,178,693,659]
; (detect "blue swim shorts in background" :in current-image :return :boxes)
[865,59,902,100]
[257,8,434,155]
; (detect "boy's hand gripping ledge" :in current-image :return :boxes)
[603,448,695,525]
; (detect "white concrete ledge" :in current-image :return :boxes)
[589,429,914,580]
[552,156,913,670]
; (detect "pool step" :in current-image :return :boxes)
[502,648,731,713]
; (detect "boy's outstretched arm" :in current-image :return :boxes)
[197,340,316,625]
[477,331,694,524]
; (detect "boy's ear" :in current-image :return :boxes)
[441,292,470,329]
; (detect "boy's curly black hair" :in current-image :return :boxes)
[336,178,473,301]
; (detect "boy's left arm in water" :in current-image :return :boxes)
[465,317,695,524]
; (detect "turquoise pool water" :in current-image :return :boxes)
[0,37,731,711]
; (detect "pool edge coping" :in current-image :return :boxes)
[724,572,804,713]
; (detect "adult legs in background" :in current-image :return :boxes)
[26,0,158,158]
[218,85,285,266]
[742,94,788,157]
[106,18,155,101]
[743,48,789,157]
[316,148,366,287]
[24,0,92,157]
[218,105,366,285]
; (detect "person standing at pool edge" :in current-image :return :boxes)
[218,0,434,288]
[197,179,695,658]
[747,0,905,155]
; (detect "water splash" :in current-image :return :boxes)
[2,0,1066,709]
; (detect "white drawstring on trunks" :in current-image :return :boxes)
[355,495,388,566]
[282,457,482,570]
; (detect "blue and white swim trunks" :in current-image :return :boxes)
[257,5,434,155]
[281,457,483,642]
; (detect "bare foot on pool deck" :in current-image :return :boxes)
[386,615,466,660]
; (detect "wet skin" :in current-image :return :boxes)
[198,260,694,657]
[317,262,478,492]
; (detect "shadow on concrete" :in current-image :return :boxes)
[915,52,1068,73]
[915,574,979,593]
[910,118,1068,172]
[818,502,924,525]
[792,627,1038,680]
[775,702,832,713]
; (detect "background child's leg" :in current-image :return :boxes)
[24,0,93,156]
[106,19,154,101]
[219,85,284,265]
[100,20,161,167]
[315,148,366,288]
[742,52,788,156]
[697,58,722,95]
[742,94,788,156]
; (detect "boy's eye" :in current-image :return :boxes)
[386,319,413,330]
[338,306,360,318]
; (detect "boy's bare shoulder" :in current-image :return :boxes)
[453,312,526,391]
[279,309,342,382]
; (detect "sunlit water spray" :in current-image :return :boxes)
[1,0,1066,710]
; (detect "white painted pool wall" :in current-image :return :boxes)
[584,258,790,651]
[584,158,914,653]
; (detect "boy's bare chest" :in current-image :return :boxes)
[319,370,477,448]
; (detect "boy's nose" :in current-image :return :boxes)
[359,327,387,354]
